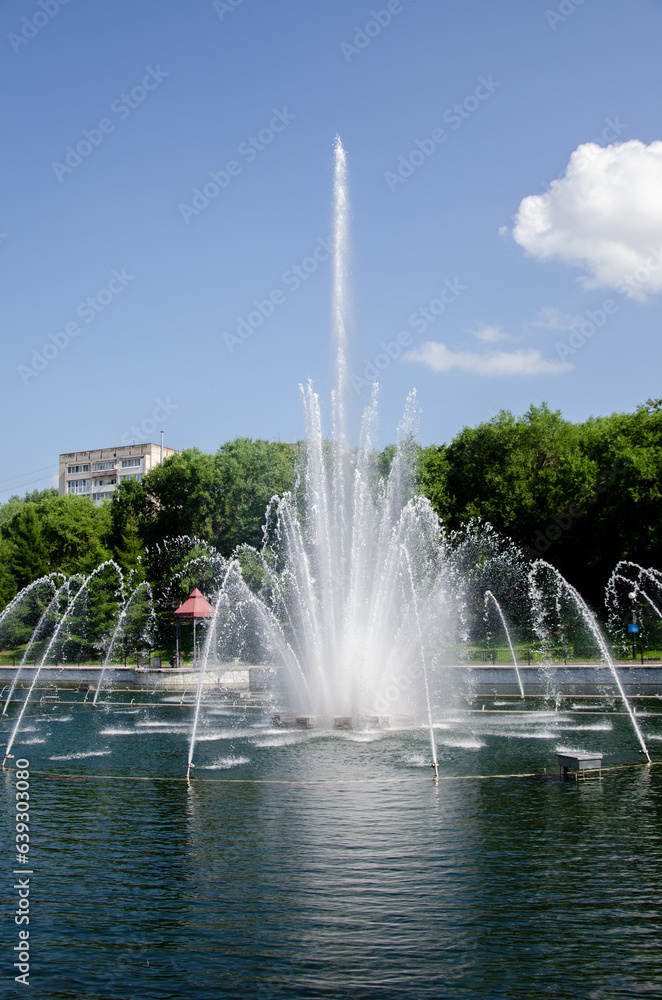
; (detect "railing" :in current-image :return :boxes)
[459,648,591,665]
[458,647,662,664]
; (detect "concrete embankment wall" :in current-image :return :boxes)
[459,663,662,696]
[0,664,271,691]
[2,663,661,696]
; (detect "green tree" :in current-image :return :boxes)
[38,495,112,576]
[434,404,596,537]
[0,488,58,526]
[0,535,17,606]
[5,504,49,589]
[1,494,112,596]
[417,402,662,606]
[113,516,146,585]
[139,448,222,547]
[214,438,297,554]
[122,439,298,556]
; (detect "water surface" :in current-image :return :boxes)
[3,696,662,999]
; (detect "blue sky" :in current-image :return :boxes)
[2,0,662,501]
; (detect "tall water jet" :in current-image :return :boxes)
[331,135,350,452]
[184,141,465,775]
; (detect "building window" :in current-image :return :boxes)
[92,492,113,502]
[120,473,143,483]
[121,458,142,469]
[92,461,115,471]
[95,478,116,487]
[67,479,90,494]
[67,464,90,474]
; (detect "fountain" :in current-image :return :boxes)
[2,574,84,716]
[2,143,661,1000]
[184,140,465,775]
[0,140,656,779]
[3,561,123,766]
[184,139,651,774]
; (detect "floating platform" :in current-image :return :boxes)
[270,713,414,731]
[556,751,603,781]
[271,714,325,729]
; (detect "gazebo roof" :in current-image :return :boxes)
[173,588,215,619]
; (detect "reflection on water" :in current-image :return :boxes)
[2,696,662,998]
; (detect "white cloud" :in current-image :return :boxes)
[530,306,584,331]
[404,342,571,376]
[512,140,662,301]
[472,324,510,343]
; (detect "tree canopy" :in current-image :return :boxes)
[419,401,662,604]
[0,411,660,619]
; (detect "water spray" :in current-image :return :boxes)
[531,560,652,764]
[484,590,525,699]
[401,546,439,779]
[3,562,122,766]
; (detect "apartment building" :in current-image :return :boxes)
[59,442,180,504]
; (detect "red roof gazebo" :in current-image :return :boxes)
[173,589,215,666]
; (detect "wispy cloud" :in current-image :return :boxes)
[405,342,572,376]
[472,324,511,343]
[529,306,584,332]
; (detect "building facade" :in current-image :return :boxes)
[58,442,180,504]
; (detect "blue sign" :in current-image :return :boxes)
[628,623,639,633]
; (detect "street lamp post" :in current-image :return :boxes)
[629,591,637,659]
[628,591,644,663]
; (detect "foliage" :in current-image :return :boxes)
[0,412,660,651]
[418,402,662,606]
[0,488,58,525]
[111,438,298,556]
